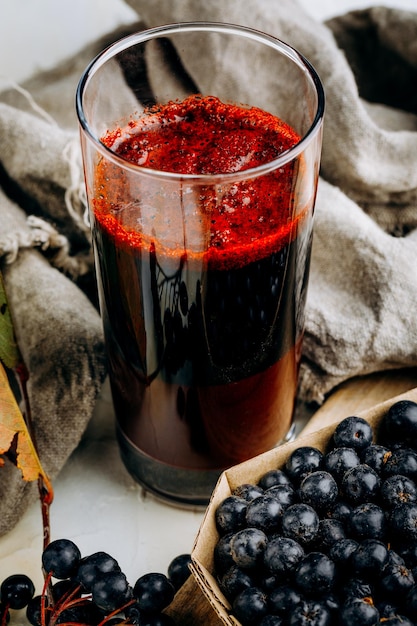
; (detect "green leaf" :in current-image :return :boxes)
[0,270,21,369]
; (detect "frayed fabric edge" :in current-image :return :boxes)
[0,80,92,277]
[0,216,91,279]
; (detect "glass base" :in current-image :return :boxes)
[116,425,222,509]
[116,421,296,510]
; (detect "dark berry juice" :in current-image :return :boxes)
[91,95,314,502]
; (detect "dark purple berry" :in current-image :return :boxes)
[376,599,398,619]
[258,469,291,490]
[245,495,283,534]
[322,593,339,615]
[263,536,304,577]
[285,447,323,485]
[382,447,417,481]
[341,464,380,504]
[361,444,391,473]
[289,599,332,626]
[133,572,175,615]
[383,400,417,446]
[323,447,360,483]
[349,502,386,540]
[233,483,264,502]
[213,533,235,574]
[259,573,279,592]
[268,584,303,616]
[329,538,358,570]
[26,595,43,626]
[211,397,417,626]
[326,500,352,524]
[167,554,191,590]
[380,474,417,508]
[332,416,373,452]
[42,539,81,580]
[384,548,406,569]
[315,518,346,551]
[215,496,247,535]
[389,502,417,542]
[350,538,389,579]
[339,597,379,626]
[232,586,268,626]
[281,503,320,546]
[344,578,372,602]
[74,551,121,592]
[219,565,253,599]
[92,570,132,613]
[230,528,268,570]
[298,471,338,512]
[0,575,35,610]
[265,483,296,509]
[294,552,336,597]
[379,562,415,598]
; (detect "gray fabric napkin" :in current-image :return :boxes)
[0,1,416,534]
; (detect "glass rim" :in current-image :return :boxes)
[76,21,325,183]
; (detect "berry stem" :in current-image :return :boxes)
[48,590,90,626]
[0,603,9,626]
[41,570,55,626]
[39,475,53,552]
[16,361,54,551]
[96,599,136,626]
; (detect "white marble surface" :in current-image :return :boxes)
[0,0,416,617]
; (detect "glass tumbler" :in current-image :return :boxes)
[76,22,325,507]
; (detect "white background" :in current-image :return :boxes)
[1,0,417,89]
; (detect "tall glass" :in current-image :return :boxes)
[76,22,324,507]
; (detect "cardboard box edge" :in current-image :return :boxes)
[190,387,417,625]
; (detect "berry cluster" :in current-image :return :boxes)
[0,539,191,625]
[213,399,417,625]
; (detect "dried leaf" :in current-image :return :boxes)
[0,361,51,487]
[0,271,20,369]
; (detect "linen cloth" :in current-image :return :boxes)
[0,2,416,533]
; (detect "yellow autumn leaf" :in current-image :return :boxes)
[0,361,52,489]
